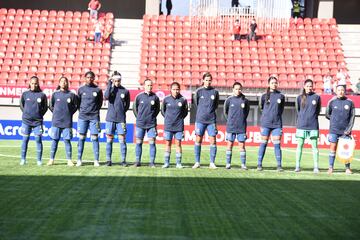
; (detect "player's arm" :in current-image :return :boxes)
[344,102,355,134]
[96,89,103,111]
[182,99,189,118]
[124,90,130,112]
[49,93,55,112]
[20,93,25,112]
[325,98,334,120]
[244,98,250,119]
[133,94,139,117]
[160,98,166,117]
[40,94,48,116]
[223,97,230,120]
[154,96,160,117]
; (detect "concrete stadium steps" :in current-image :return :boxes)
[338,24,360,80]
[109,19,142,90]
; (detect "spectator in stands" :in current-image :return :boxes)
[48,76,78,166]
[161,82,189,168]
[336,69,348,86]
[192,72,219,169]
[94,20,102,43]
[247,18,257,43]
[351,77,360,95]
[294,79,321,173]
[233,19,241,40]
[104,71,130,167]
[232,0,240,7]
[323,73,332,94]
[88,0,101,20]
[102,23,113,45]
[257,76,285,172]
[76,71,103,167]
[19,76,48,166]
[292,0,301,18]
[133,79,160,167]
[326,84,355,174]
[224,82,250,170]
[166,0,173,16]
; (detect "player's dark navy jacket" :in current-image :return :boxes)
[78,84,103,120]
[161,94,188,132]
[326,96,355,135]
[259,90,285,128]
[133,92,160,129]
[49,90,78,128]
[224,94,250,134]
[20,90,48,126]
[296,93,321,130]
[104,81,130,123]
[194,87,219,124]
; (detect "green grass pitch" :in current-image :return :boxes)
[0,140,359,239]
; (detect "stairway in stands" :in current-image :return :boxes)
[109,19,142,90]
[339,24,360,81]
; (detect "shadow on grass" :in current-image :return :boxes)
[0,175,359,240]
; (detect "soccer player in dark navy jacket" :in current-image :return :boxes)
[326,84,355,174]
[104,71,130,166]
[257,76,285,171]
[133,79,160,167]
[224,82,250,170]
[192,72,219,169]
[161,82,188,168]
[19,76,48,166]
[48,76,78,166]
[295,79,321,173]
[76,71,103,167]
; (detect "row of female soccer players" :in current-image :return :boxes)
[20,71,355,173]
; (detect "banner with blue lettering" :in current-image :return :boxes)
[0,120,135,143]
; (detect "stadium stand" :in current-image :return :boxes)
[0,8,113,88]
[139,15,347,93]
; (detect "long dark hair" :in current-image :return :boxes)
[265,76,277,104]
[28,76,42,92]
[56,76,69,91]
[301,79,313,108]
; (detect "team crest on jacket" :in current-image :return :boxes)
[211,95,215,100]
[121,93,125,98]
[93,92,97,97]
[277,98,281,104]
[344,104,349,110]
[37,98,41,103]
[312,100,316,105]
[67,98,71,103]
[178,102,182,107]
[56,98,60,101]
[151,100,155,105]
[241,103,245,108]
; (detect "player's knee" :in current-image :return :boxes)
[79,134,86,140]
[91,135,98,141]
[106,134,114,143]
[148,138,155,145]
[136,138,143,144]
[272,140,281,145]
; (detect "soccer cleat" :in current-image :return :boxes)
[345,168,352,175]
[76,160,82,167]
[162,163,170,168]
[327,167,333,174]
[120,161,128,167]
[294,168,301,173]
[133,161,141,167]
[225,164,231,169]
[37,160,42,166]
[176,163,183,169]
[149,163,156,168]
[20,159,27,166]
[47,160,54,166]
[94,161,100,167]
[257,165,263,171]
[277,166,284,172]
[67,160,74,167]
[241,164,248,170]
[192,162,200,169]
[313,168,319,174]
[209,162,217,169]
[106,161,112,166]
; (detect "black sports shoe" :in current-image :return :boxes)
[133,161,141,167]
[149,163,156,168]
[120,161,127,167]
[106,161,112,166]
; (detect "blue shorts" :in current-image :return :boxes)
[136,127,157,139]
[195,122,218,137]
[260,127,282,137]
[106,122,126,135]
[21,123,43,136]
[164,130,184,141]
[50,127,73,140]
[77,119,101,135]
[328,133,342,143]
[226,133,247,142]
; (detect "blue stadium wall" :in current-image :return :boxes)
[0,0,146,19]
